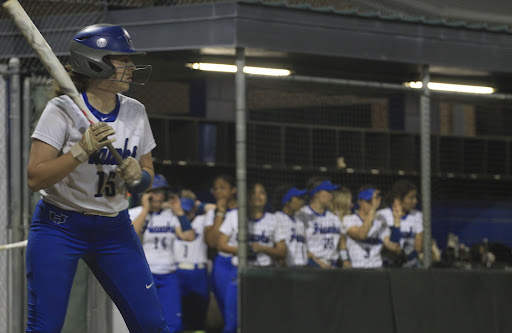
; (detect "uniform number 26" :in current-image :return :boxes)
[95,171,116,197]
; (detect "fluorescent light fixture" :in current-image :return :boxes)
[243,66,291,76]
[187,62,291,76]
[404,81,494,94]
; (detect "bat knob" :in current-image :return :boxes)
[127,170,151,193]
[128,178,142,188]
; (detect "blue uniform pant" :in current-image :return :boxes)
[26,200,169,333]
[211,255,233,320]
[152,273,183,333]
[176,267,209,330]
[223,265,238,333]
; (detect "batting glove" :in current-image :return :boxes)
[70,122,116,163]
[116,156,142,185]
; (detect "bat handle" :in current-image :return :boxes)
[106,143,124,165]
[106,143,142,188]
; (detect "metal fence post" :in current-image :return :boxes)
[8,57,24,333]
[235,47,247,333]
[420,65,432,268]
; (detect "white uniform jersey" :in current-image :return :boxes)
[248,213,287,267]
[274,211,308,266]
[32,94,155,215]
[174,214,213,264]
[206,208,234,258]
[129,206,179,275]
[296,205,342,262]
[219,210,239,265]
[343,213,390,268]
[376,208,423,264]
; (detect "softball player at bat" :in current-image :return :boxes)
[376,180,423,267]
[174,190,216,331]
[25,24,170,332]
[130,175,196,333]
[273,185,308,267]
[296,179,343,269]
[343,186,402,268]
[217,182,287,333]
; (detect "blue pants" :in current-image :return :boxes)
[211,255,233,320]
[176,267,209,330]
[153,273,183,333]
[26,200,169,333]
[223,265,238,333]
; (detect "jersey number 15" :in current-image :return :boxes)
[95,171,116,197]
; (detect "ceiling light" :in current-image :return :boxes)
[404,81,494,94]
[187,63,291,76]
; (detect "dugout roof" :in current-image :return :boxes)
[2,1,512,90]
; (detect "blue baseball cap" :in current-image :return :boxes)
[180,197,195,213]
[309,180,339,197]
[281,187,308,206]
[358,188,377,201]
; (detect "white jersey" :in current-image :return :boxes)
[219,210,239,265]
[274,211,307,266]
[174,214,213,264]
[343,213,390,268]
[376,208,423,264]
[206,208,234,258]
[296,205,342,262]
[129,206,180,275]
[32,94,155,215]
[248,212,287,267]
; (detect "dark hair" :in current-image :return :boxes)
[390,180,417,201]
[272,183,294,211]
[212,174,236,188]
[52,65,89,97]
[306,176,328,193]
[248,182,266,195]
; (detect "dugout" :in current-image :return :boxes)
[2,1,512,332]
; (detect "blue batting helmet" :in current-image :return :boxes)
[69,24,146,79]
[149,174,170,192]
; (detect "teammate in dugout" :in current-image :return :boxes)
[25,24,179,332]
[130,175,196,332]
[296,178,345,268]
[342,186,402,268]
[174,189,216,331]
[217,182,287,333]
[272,184,309,267]
[376,180,423,267]
[204,174,238,325]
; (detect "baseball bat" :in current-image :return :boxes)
[0,240,28,251]
[2,0,141,186]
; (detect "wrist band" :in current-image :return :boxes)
[407,249,418,261]
[215,210,225,218]
[339,249,350,262]
[197,202,206,214]
[128,170,151,193]
[70,143,88,164]
[390,226,401,243]
[178,215,192,232]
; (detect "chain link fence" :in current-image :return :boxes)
[2,0,512,332]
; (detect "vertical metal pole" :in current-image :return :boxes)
[22,76,31,329]
[235,47,247,333]
[420,65,432,268]
[8,57,23,333]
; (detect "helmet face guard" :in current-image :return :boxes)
[70,24,151,84]
[108,64,153,86]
